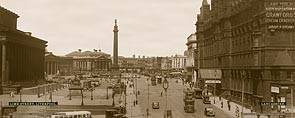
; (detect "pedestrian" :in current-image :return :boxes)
[221,101,223,108]
[10,92,14,98]
[219,96,221,101]
[161,91,163,97]
[133,100,136,106]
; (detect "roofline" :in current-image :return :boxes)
[0,6,19,18]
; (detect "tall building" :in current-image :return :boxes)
[0,6,47,93]
[113,19,119,70]
[184,33,197,82]
[196,0,295,112]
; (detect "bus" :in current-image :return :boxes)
[194,88,203,99]
[51,111,92,118]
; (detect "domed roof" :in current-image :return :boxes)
[66,49,110,58]
[66,51,82,57]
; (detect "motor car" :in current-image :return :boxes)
[152,102,160,109]
[184,105,195,113]
[204,107,215,117]
[203,96,211,104]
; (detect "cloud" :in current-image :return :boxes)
[2,0,201,57]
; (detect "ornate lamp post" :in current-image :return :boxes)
[163,78,169,116]
[91,88,94,100]
[134,74,138,104]
[112,92,115,107]
[17,86,22,102]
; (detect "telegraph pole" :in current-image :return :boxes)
[241,71,245,118]
[291,73,294,118]
[147,78,150,118]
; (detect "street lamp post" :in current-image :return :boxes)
[147,78,150,118]
[291,74,294,118]
[106,87,109,99]
[91,88,94,100]
[17,86,22,102]
[135,74,138,104]
[214,84,216,104]
[81,90,84,106]
[241,71,246,118]
[50,86,53,102]
[163,78,169,117]
[112,92,115,107]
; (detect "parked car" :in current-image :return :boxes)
[152,102,160,109]
[204,107,215,117]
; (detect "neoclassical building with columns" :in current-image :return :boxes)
[66,49,112,73]
[45,52,73,76]
[0,6,47,93]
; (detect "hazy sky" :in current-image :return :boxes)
[1,0,203,57]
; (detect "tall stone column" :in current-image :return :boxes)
[113,19,119,70]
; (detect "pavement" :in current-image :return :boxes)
[123,79,144,118]
[0,79,122,118]
[210,96,295,118]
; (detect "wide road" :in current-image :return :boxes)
[136,75,232,118]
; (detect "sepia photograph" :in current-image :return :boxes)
[0,0,295,118]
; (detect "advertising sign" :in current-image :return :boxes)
[205,80,221,84]
[271,86,280,93]
[265,1,295,30]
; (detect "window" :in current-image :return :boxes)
[287,71,291,80]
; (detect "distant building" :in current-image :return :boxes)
[0,6,47,93]
[171,55,187,70]
[161,57,172,70]
[66,49,112,73]
[58,56,73,76]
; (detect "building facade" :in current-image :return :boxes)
[45,52,73,77]
[45,52,60,76]
[184,33,197,82]
[171,55,187,70]
[0,6,47,93]
[161,57,172,70]
[66,49,112,74]
[196,0,295,112]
